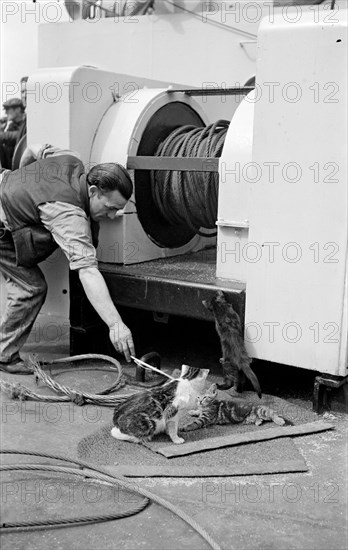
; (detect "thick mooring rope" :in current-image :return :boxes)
[0,355,139,407]
[0,354,171,406]
[41,353,126,394]
[0,450,222,550]
[151,120,229,236]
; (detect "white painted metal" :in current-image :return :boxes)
[244,10,347,376]
[216,91,254,282]
[38,12,257,87]
[27,66,136,165]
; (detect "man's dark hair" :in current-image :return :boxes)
[87,163,133,200]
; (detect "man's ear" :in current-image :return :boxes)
[88,185,99,198]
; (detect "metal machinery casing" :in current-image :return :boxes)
[216,10,347,375]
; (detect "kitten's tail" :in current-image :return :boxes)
[112,394,134,407]
[242,362,262,399]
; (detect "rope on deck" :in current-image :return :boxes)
[0,354,153,407]
[0,449,222,550]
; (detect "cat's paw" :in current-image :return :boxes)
[274,416,286,426]
[181,423,195,432]
[188,409,199,416]
[171,436,185,445]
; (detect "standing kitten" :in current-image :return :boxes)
[203,290,261,397]
[111,365,209,445]
[182,383,286,432]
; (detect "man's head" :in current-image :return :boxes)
[3,98,25,121]
[87,163,133,221]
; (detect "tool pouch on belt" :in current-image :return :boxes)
[12,225,58,268]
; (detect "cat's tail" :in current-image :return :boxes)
[111,393,135,407]
[242,362,262,399]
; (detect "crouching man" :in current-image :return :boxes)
[0,144,135,373]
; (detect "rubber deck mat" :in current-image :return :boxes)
[77,392,318,477]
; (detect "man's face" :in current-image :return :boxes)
[5,106,22,121]
[89,186,128,222]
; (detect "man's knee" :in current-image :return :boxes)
[27,272,48,306]
[4,267,47,306]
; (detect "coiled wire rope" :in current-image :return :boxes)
[150,120,229,236]
[0,450,222,550]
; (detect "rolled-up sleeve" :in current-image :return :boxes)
[38,201,98,271]
[38,144,81,160]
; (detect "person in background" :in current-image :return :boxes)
[0,98,26,169]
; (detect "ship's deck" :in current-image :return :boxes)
[99,247,245,321]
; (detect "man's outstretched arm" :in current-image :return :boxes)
[78,266,135,362]
[38,201,135,362]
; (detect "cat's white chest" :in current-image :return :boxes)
[154,416,167,434]
[173,379,198,409]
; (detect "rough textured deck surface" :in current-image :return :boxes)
[99,247,245,290]
[97,247,245,321]
[0,314,346,550]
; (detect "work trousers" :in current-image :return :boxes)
[0,228,47,363]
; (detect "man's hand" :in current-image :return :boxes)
[78,267,135,362]
[109,321,135,363]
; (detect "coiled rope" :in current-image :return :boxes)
[0,450,222,550]
[0,356,144,407]
[0,354,169,406]
[150,120,229,236]
[0,463,148,530]
[39,353,126,394]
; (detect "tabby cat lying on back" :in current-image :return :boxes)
[111,365,209,444]
[203,290,262,397]
[182,383,286,432]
